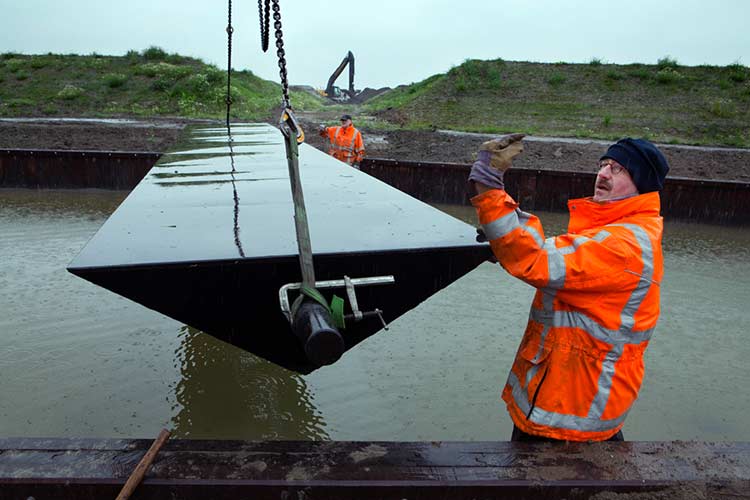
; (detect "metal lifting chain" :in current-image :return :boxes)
[270,0,291,109]
[258,0,270,52]
[225,0,234,126]
[256,0,291,107]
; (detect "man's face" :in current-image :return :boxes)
[340,118,352,128]
[593,159,639,202]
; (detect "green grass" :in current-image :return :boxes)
[547,73,566,86]
[657,56,679,69]
[0,47,323,120]
[655,68,684,85]
[3,50,748,148]
[102,73,128,88]
[365,74,443,110]
[365,58,750,147]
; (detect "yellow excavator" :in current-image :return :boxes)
[319,51,358,101]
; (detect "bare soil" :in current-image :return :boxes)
[0,118,195,153]
[2,118,749,182]
[302,117,750,182]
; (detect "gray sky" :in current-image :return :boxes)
[2,0,748,89]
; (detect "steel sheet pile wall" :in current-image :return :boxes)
[0,149,160,189]
[361,158,750,225]
[2,151,748,224]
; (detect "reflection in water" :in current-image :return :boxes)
[151,170,253,179]
[153,151,262,165]
[428,203,750,441]
[153,177,284,187]
[4,188,749,441]
[662,220,750,261]
[170,326,329,440]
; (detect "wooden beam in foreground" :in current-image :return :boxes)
[1,439,748,499]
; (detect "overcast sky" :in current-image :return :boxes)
[2,0,748,89]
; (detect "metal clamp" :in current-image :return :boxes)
[279,106,305,144]
[279,275,395,330]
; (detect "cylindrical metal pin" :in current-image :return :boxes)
[292,300,344,366]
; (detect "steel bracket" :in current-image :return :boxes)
[279,275,395,330]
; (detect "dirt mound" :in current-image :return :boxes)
[350,87,391,103]
[289,85,322,99]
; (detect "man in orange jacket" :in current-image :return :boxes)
[319,114,365,168]
[468,135,669,442]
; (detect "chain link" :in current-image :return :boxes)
[271,0,290,108]
[225,0,234,126]
[258,0,270,52]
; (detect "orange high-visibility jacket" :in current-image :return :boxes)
[322,125,365,165]
[472,189,664,441]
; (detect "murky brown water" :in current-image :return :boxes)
[1,190,749,441]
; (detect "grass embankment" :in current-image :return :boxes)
[366,57,750,147]
[0,47,323,121]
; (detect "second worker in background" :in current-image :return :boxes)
[319,114,365,168]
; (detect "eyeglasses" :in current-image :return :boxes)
[597,160,625,175]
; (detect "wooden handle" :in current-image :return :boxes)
[115,428,171,500]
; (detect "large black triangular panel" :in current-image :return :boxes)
[68,124,489,373]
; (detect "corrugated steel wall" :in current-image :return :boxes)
[0,149,159,190]
[361,158,750,225]
[1,151,748,225]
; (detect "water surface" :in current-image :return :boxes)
[1,190,748,441]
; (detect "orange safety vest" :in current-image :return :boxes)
[472,190,664,441]
[323,125,365,165]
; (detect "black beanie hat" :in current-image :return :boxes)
[600,138,669,193]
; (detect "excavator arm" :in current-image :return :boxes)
[325,51,355,98]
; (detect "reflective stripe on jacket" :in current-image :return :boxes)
[471,189,664,441]
[324,125,364,165]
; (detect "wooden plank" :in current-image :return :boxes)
[1,439,748,499]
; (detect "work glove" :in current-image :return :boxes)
[468,133,525,191]
[479,133,525,171]
[318,125,327,137]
